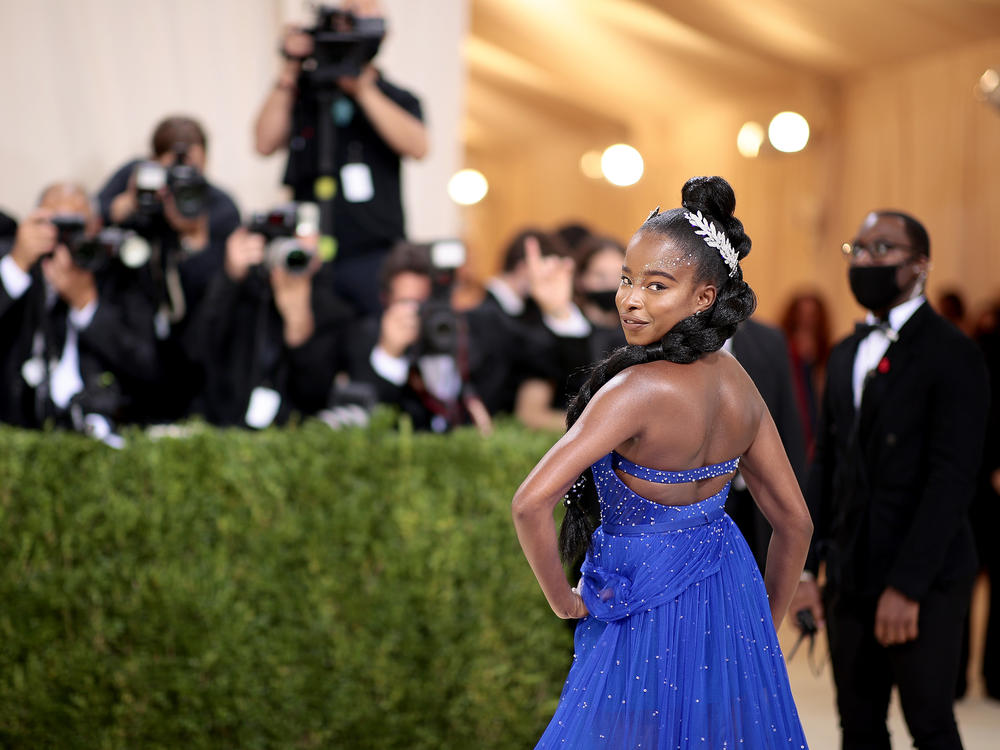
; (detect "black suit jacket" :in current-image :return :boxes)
[347,302,559,430]
[727,318,807,570]
[0,209,16,241]
[96,159,242,313]
[184,265,353,427]
[732,318,807,483]
[0,253,160,427]
[806,301,989,600]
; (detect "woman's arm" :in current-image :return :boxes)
[511,369,649,618]
[738,407,814,629]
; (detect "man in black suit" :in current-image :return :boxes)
[346,241,572,433]
[481,228,579,420]
[96,115,241,314]
[793,210,989,750]
[183,224,353,428]
[96,115,242,421]
[0,183,159,433]
[726,318,807,572]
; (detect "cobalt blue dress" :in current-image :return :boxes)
[535,453,808,748]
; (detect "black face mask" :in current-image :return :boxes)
[584,289,618,312]
[848,265,905,312]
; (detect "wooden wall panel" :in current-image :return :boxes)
[829,36,1000,335]
[462,34,1000,339]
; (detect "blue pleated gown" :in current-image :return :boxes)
[535,453,809,749]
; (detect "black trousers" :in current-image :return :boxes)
[824,582,973,750]
[725,485,770,575]
[969,486,1000,698]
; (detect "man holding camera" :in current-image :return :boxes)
[183,209,353,428]
[254,0,427,318]
[347,241,578,434]
[0,183,159,433]
[97,115,241,313]
[96,115,242,421]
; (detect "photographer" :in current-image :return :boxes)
[97,116,240,311]
[346,241,576,434]
[184,207,353,428]
[96,115,241,420]
[254,0,427,317]
[0,183,159,433]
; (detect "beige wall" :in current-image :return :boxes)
[465,36,1000,338]
[0,0,467,242]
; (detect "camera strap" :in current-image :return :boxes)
[243,287,284,430]
[29,280,56,423]
[407,316,474,430]
[248,284,284,393]
[163,255,186,324]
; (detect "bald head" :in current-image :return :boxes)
[38,182,99,235]
[341,0,382,16]
[39,182,89,212]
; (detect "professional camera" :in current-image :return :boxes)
[245,202,319,274]
[51,214,151,271]
[418,240,466,357]
[134,143,208,220]
[302,5,386,86]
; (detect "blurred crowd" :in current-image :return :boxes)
[1,1,999,738]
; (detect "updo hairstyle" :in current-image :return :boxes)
[558,176,757,565]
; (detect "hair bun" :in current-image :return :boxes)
[681,176,736,221]
[681,175,750,261]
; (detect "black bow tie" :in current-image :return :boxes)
[854,320,898,342]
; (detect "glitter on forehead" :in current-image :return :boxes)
[631,243,699,276]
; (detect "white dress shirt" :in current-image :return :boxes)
[1,253,97,409]
[851,295,924,408]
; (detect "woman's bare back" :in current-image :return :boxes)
[611,351,765,506]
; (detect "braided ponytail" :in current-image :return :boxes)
[558,176,757,565]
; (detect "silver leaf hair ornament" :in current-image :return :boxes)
[684,210,739,277]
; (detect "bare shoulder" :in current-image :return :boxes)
[714,350,768,423]
[596,360,701,418]
[580,361,674,414]
[612,359,684,396]
[589,352,762,415]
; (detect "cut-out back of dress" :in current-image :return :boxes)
[612,451,740,484]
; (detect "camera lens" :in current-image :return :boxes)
[267,237,314,274]
[421,303,459,355]
[284,248,311,272]
[70,239,107,271]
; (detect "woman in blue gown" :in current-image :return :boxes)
[512,176,812,748]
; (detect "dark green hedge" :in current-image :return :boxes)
[0,415,573,749]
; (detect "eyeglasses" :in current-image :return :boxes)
[841,240,913,260]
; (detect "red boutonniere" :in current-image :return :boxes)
[877,356,890,374]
